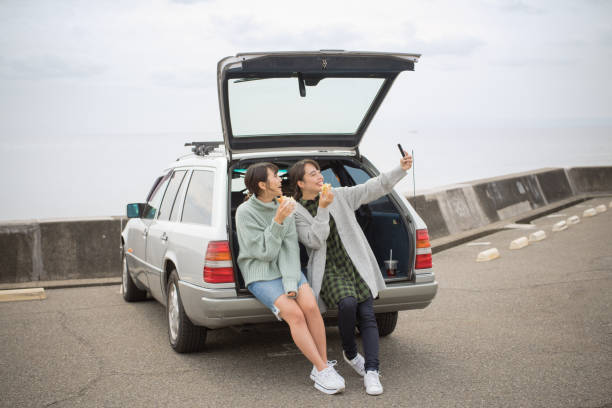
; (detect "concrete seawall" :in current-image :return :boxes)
[0,217,124,285]
[1,166,610,285]
[408,166,612,240]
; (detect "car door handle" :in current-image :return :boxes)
[160,233,168,242]
[142,229,148,238]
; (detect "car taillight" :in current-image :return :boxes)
[416,229,431,248]
[415,229,433,269]
[203,241,235,283]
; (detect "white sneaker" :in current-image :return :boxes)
[309,360,339,381]
[343,351,366,376]
[364,370,383,395]
[312,366,345,395]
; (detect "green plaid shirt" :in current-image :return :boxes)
[300,196,371,308]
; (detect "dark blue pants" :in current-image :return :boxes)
[337,296,379,372]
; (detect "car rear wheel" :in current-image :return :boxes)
[122,252,147,302]
[167,270,207,353]
[375,311,398,337]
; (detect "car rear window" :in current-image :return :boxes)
[228,77,385,137]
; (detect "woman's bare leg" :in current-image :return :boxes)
[295,283,327,362]
[275,295,327,371]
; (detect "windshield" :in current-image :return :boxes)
[228,77,385,137]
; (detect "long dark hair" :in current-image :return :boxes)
[288,159,320,200]
[244,162,278,198]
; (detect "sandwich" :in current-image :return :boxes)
[277,195,293,204]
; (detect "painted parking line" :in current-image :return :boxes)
[504,223,536,230]
[466,242,491,246]
[0,288,46,302]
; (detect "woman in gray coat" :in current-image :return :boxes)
[289,152,413,395]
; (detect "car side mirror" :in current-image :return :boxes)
[127,203,146,218]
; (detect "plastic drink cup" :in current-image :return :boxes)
[384,260,398,277]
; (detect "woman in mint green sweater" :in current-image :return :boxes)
[235,162,345,395]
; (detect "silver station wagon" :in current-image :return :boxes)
[121,51,438,353]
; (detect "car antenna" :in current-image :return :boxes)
[412,149,416,211]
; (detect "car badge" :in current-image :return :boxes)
[321,58,327,70]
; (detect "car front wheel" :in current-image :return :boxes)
[122,252,147,302]
[375,311,398,337]
[167,270,207,353]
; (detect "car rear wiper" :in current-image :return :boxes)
[298,73,306,97]
[233,78,265,83]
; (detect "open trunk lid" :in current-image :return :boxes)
[217,51,420,158]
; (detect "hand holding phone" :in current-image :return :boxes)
[397,143,406,157]
[398,143,413,170]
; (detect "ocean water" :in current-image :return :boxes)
[0,127,611,221]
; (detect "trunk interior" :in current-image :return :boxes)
[228,156,415,294]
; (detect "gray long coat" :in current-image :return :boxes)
[294,165,407,312]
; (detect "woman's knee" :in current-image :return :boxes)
[338,296,358,314]
[297,285,319,315]
[278,301,306,325]
[358,298,375,316]
[300,299,320,318]
[357,301,377,327]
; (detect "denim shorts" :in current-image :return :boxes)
[248,273,309,321]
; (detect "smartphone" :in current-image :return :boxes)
[397,143,406,157]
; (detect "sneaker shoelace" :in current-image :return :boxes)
[319,367,337,381]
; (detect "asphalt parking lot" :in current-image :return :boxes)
[1,198,611,408]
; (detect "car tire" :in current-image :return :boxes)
[375,311,398,337]
[122,252,147,302]
[166,270,207,353]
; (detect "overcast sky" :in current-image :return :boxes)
[1,0,611,139]
[0,0,611,220]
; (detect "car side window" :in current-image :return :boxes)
[144,174,171,219]
[344,165,371,184]
[157,170,186,222]
[170,170,190,222]
[181,170,215,225]
[345,164,395,212]
[321,168,341,187]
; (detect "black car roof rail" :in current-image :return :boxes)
[184,141,224,157]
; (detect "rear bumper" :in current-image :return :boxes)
[179,274,438,329]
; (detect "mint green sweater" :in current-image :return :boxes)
[235,195,301,294]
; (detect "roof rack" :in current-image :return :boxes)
[184,141,224,157]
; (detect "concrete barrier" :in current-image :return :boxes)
[405,166,611,247]
[471,170,549,222]
[0,217,124,284]
[406,194,450,239]
[0,222,42,283]
[567,167,612,194]
[537,169,574,203]
[1,166,610,285]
